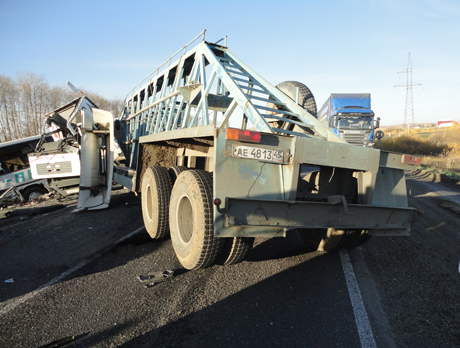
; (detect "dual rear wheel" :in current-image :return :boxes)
[141,166,368,268]
[141,166,254,270]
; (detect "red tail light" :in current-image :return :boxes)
[226,128,261,143]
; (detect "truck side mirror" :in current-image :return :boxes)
[375,130,384,149]
[329,117,334,128]
[375,117,380,129]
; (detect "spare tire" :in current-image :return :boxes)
[267,81,317,133]
[276,81,317,117]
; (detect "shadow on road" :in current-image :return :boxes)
[76,251,360,348]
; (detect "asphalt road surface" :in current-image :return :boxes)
[0,172,459,348]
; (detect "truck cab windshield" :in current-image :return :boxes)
[337,116,373,129]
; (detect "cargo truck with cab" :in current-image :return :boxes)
[318,93,380,146]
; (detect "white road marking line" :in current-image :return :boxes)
[0,227,145,316]
[340,249,377,348]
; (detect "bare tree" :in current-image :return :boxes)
[81,89,124,118]
[0,73,124,143]
[0,75,21,142]
[48,84,74,111]
[17,72,50,137]
[109,97,124,118]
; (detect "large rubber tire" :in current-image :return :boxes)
[168,166,188,185]
[21,185,47,201]
[169,170,223,270]
[141,166,172,239]
[215,237,255,266]
[298,228,354,252]
[276,81,317,117]
[267,81,317,134]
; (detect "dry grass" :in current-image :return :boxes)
[379,126,460,175]
[379,133,446,156]
[420,153,460,174]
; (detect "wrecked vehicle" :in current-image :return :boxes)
[27,96,98,200]
[40,32,422,270]
[0,131,82,207]
[27,95,124,210]
[0,135,55,203]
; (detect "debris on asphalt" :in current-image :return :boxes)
[5,278,14,283]
[37,335,76,348]
[6,204,66,217]
[137,270,174,288]
[0,187,24,207]
[36,331,90,348]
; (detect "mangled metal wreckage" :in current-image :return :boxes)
[28,96,114,210]
[0,131,83,206]
[29,32,421,270]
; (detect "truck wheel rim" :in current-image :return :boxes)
[177,193,193,243]
[28,191,43,200]
[146,185,153,221]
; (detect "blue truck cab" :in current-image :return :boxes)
[318,93,380,146]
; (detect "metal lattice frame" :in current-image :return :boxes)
[394,52,422,130]
[118,32,345,167]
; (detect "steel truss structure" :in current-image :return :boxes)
[117,31,345,169]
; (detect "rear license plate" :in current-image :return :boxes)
[232,145,284,163]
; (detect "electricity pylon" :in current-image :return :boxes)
[394,52,422,130]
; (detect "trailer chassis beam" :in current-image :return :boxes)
[220,196,416,234]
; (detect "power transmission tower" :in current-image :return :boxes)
[394,52,422,130]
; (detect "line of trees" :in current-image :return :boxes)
[0,72,123,143]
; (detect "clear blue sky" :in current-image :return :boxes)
[1,0,459,126]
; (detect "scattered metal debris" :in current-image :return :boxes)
[0,187,24,207]
[137,270,174,288]
[37,336,76,348]
[37,332,90,348]
[6,204,65,217]
[5,278,14,283]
